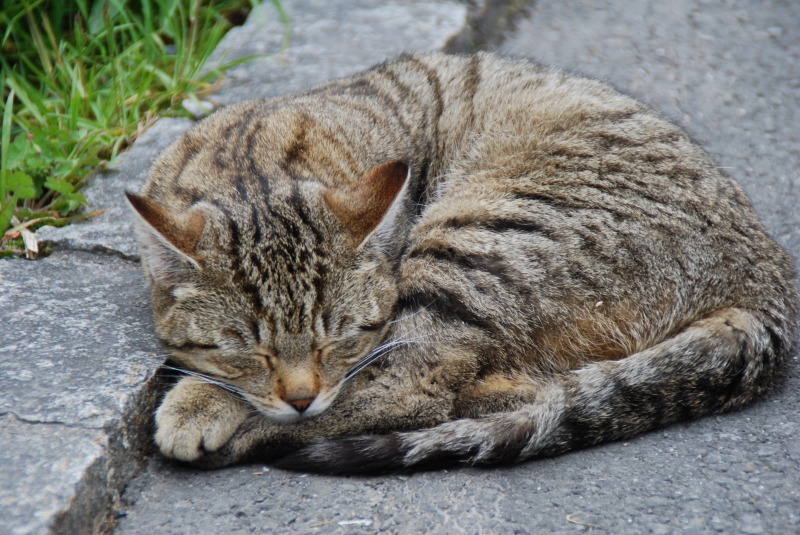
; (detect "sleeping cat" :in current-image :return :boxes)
[127,52,797,473]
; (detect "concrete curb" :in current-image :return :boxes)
[0,252,169,534]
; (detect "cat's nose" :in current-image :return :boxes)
[287,397,315,413]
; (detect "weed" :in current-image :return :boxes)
[0,0,284,258]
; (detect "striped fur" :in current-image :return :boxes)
[129,52,797,472]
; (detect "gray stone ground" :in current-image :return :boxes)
[2,0,799,533]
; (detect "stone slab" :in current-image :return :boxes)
[0,252,162,427]
[35,118,195,259]
[115,0,800,533]
[0,251,167,534]
[0,414,104,535]
[205,0,467,106]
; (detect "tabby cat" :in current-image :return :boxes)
[127,52,797,473]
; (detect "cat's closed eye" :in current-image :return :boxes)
[358,322,386,332]
[163,341,219,351]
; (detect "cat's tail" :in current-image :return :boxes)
[275,307,794,474]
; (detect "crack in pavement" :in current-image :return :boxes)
[2,409,110,430]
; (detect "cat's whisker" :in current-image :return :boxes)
[390,300,436,325]
[340,335,428,367]
[150,374,191,380]
[160,365,248,399]
[344,335,424,380]
[344,347,399,379]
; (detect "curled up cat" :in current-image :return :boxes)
[126,52,797,473]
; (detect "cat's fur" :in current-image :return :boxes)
[127,52,797,473]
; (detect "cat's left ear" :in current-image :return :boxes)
[323,160,410,246]
[125,191,206,286]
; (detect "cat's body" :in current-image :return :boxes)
[128,52,797,473]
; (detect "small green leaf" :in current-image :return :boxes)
[6,172,36,199]
[44,177,74,195]
[6,135,28,169]
[64,192,88,205]
[52,191,89,215]
[16,186,37,199]
[6,171,34,188]
[53,201,83,216]
[31,133,55,160]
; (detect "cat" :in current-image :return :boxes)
[127,51,797,473]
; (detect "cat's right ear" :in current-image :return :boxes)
[323,160,410,247]
[125,191,205,286]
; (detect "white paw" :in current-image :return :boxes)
[155,378,247,461]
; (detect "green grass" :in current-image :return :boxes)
[1,0,287,258]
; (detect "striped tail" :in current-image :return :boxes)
[275,307,792,474]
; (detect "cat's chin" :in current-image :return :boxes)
[253,387,342,424]
[301,384,344,418]
[261,407,305,424]
[302,397,335,419]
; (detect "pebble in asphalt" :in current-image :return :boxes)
[116,0,800,533]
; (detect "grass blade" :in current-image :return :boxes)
[1,89,14,201]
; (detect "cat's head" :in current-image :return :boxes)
[127,160,411,423]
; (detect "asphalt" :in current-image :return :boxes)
[2,0,798,533]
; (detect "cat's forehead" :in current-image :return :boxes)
[200,190,343,331]
[208,178,337,253]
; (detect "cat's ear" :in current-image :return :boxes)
[125,191,206,286]
[323,160,409,246]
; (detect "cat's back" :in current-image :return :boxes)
[397,52,795,368]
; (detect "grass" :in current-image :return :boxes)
[0,0,287,258]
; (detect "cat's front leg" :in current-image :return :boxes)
[155,377,249,462]
[191,365,460,469]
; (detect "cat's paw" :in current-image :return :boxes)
[155,377,248,462]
